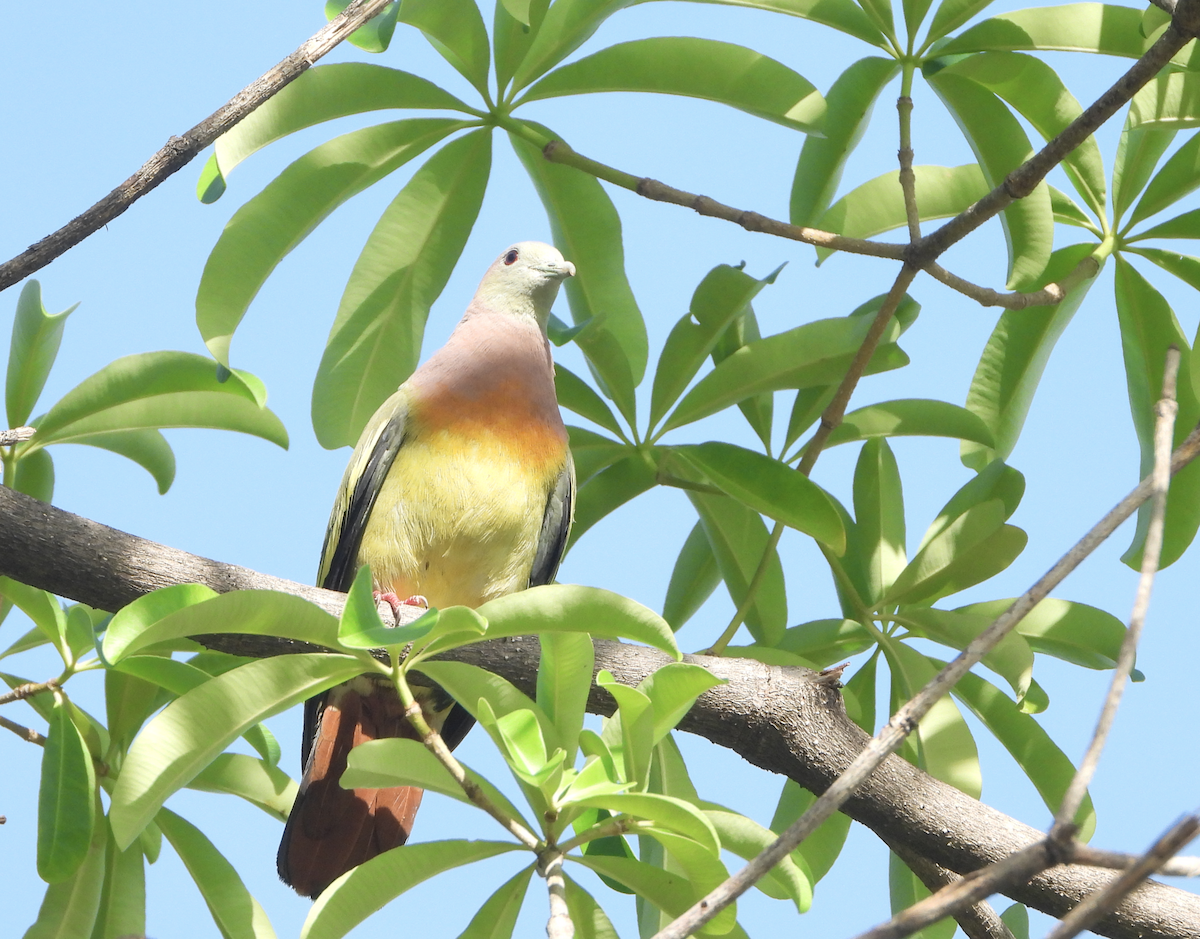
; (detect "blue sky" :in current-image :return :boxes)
[2,2,1198,937]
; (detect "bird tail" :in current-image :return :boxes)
[277,676,422,899]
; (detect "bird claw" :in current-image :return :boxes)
[373,591,429,627]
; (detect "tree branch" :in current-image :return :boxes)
[4,485,1200,937]
[0,0,397,293]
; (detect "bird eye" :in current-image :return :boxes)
[504,249,519,265]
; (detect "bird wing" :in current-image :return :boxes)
[317,391,410,594]
[529,452,576,588]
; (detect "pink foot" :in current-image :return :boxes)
[374,591,429,625]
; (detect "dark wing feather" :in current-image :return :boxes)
[528,452,576,588]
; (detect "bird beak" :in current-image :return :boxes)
[562,261,577,278]
[539,260,576,279]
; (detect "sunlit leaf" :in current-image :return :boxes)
[853,438,906,605]
[940,4,1145,58]
[523,38,824,132]
[889,850,956,939]
[898,606,1033,699]
[38,697,97,883]
[323,0,399,53]
[397,0,491,95]
[6,280,77,428]
[313,130,492,448]
[568,452,659,547]
[22,796,105,939]
[455,865,534,939]
[770,780,852,883]
[663,523,721,632]
[187,753,299,822]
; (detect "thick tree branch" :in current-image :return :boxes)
[0,0,396,293]
[3,487,1200,937]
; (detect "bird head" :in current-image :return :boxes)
[474,241,576,332]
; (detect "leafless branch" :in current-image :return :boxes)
[1055,347,1180,829]
[1046,815,1200,939]
[542,853,574,939]
[0,678,59,707]
[0,427,36,447]
[1073,845,1200,878]
[0,0,397,293]
[923,257,1100,309]
[897,96,921,243]
[0,714,46,746]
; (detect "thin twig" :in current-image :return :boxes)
[798,267,919,477]
[1045,815,1200,939]
[1073,844,1200,878]
[0,714,46,746]
[647,422,1200,939]
[923,257,1100,309]
[877,837,1028,939]
[0,679,58,707]
[396,687,540,850]
[541,852,574,939]
[0,427,35,447]
[897,95,921,243]
[1055,347,1181,830]
[0,0,397,293]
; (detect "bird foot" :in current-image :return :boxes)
[374,592,429,626]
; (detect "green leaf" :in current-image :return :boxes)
[477,584,681,659]
[663,523,721,631]
[1113,257,1200,568]
[899,607,1033,699]
[301,840,522,939]
[687,491,788,646]
[93,822,146,939]
[324,0,399,53]
[830,398,996,450]
[397,0,491,96]
[104,666,161,755]
[7,280,77,427]
[650,264,781,432]
[1129,131,1200,227]
[712,302,775,448]
[187,753,299,822]
[662,312,909,433]
[494,0,551,96]
[1130,247,1200,296]
[889,851,956,939]
[1131,209,1200,242]
[1001,903,1031,939]
[886,501,1026,605]
[934,52,1105,219]
[885,643,981,797]
[22,797,105,939]
[313,130,491,449]
[770,780,852,883]
[926,0,998,43]
[205,63,474,187]
[570,854,728,936]
[39,697,97,883]
[574,792,720,855]
[597,671,655,788]
[109,653,364,849]
[556,366,625,438]
[26,352,286,451]
[939,4,1145,58]
[635,830,733,932]
[510,0,628,91]
[196,119,464,366]
[538,631,594,764]
[961,244,1100,469]
[336,565,446,651]
[568,427,628,490]
[775,619,873,667]
[701,802,812,908]
[1050,186,1099,231]
[12,447,55,502]
[568,451,659,546]
[523,38,824,133]
[926,71,1052,289]
[1,577,67,658]
[684,0,886,46]
[1112,127,1176,224]
[814,164,988,258]
[958,598,1132,672]
[639,663,724,742]
[103,586,340,664]
[918,458,1024,550]
[791,57,900,226]
[562,874,620,939]
[853,438,907,605]
[511,124,648,423]
[343,737,532,829]
[1129,71,1200,130]
[455,865,533,939]
[156,808,277,939]
[69,428,176,494]
[668,443,845,551]
[944,664,1095,838]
